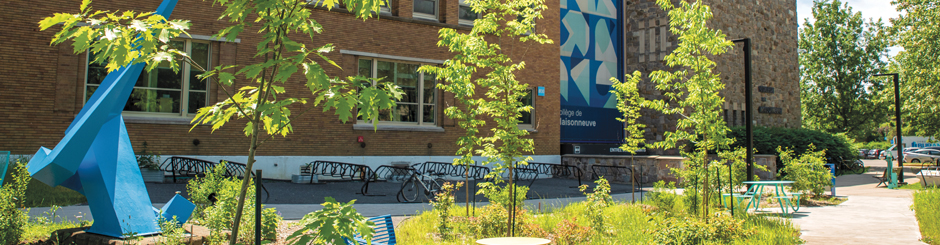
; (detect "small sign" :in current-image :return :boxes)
[537,86,545,96]
[758,86,774,93]
[574,145,581,154]
[758,106,783,114]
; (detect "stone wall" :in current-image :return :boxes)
[562,154,777,185]
[623,0,800,155]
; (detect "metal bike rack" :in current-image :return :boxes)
[222,160,271,202]
[590,164,638,192]
[159,156,217,183]
[308,160,380,196]
[515,162,584,187]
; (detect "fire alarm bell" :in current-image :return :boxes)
[357,136,364,143]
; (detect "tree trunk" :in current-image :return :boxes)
[229,123,261,245]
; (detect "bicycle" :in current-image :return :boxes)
[397,167,446,203]
[836,158,865,175]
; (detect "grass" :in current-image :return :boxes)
[3,164,87,208]
[397,200,802,244]
[23,178,87,207]
[21,206,91,243]
[913,187,940,245]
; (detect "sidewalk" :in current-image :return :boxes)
[788,159,926,244]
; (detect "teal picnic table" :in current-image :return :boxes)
[728,180,801,214]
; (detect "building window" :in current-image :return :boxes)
[358,58,437,125]
[458,0,480,26]
[413,0,438,21]
[85,40,210,116]
[519,89,534,125]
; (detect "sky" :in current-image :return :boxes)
[796,0,903,56]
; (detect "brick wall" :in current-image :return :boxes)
[0,0,561,158]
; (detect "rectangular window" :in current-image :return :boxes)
[519,89,534,125]
[358,58,437,125]
[413,0,438,21]
[458,0,480,26]
[85,40,210,116]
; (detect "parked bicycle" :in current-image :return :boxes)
[397,167,446,203]
[834,157,865,175]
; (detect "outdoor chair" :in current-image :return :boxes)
[345,214,397,245]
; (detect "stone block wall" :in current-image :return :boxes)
[562,154,777,185]
[623,0,800,155]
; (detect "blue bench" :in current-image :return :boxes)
[345,215,397,245]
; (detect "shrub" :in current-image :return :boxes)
[579,177,613,233]
[0,161,30,244]
[728,126,858,163]
[187,164,281,243]
[652,214,754,245]
[431,182,461,240]
[288,197,374,245]
[778,145,833,197]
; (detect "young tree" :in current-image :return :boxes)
[40,0,401,243]
[617,0,743,218]
[418,0,552,236]
[799,0,890,139]
[890,0,940,138]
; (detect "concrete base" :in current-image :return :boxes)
[291,174,317,183]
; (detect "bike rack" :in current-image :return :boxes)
[515,162,584,187]
[159,156,217,183]
[372,165,416,182]
[308,160,380,196]
[590,165,638,192]
[395,161,491,203]
[220,160,271,203]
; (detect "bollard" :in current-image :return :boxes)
[825,164,836,196]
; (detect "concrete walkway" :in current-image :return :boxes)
[789,159,926,244]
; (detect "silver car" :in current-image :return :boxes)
[904,149,940,164]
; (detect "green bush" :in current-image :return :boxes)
[652,215,753,245]
[0,161,30,244]
[778,145,833,197]
[913,188,940,244]
[288,197,374,245]
[187,164,281,243]
[728,126,858,162]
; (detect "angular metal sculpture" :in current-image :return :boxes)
[27,0,185,237]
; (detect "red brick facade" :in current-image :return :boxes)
[0,0,561,158]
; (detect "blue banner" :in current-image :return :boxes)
[560,0,622,143]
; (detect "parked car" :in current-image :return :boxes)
[904,149,940,164]
[859,149,869,159]
[881,147,921,160]
[868,149,881,159]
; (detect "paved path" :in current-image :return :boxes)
[789,159,926,244]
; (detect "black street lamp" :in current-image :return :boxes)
[874,73,905,184]
[729,38,752,215]
[731,38,754,182]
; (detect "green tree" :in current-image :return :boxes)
[417,0,552,236]
[618,0,744,219]
[799,0,890,139]
[40,0,401,243]
[890,0,940,138]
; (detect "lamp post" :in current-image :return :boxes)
[731,38,753,182]
[874,73,904,184]
[729,38,752,216]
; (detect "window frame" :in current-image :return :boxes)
[518,88,535,129]
[458,0,480,26]
[412,0,439,21]
[357,58,438,126]
[83,39,211,118]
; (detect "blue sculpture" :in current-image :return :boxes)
[27,0,191,237]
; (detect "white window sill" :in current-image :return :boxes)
[123,115,198,125]
[519,125,537,132]
[412,13,439,22]
[353,124,445,132]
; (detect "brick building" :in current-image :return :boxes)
[0,0,798,180]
